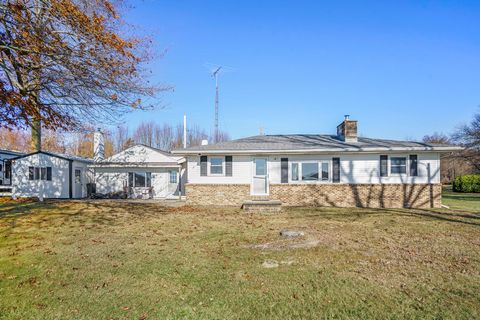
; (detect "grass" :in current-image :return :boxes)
[0,193,479,319]
[442,185,480,213]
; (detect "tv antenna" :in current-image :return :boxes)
[212,66,222,143]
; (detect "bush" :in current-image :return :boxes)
[453,175,480,193]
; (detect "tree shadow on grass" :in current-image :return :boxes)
[285,206,480,227]
[0,200,176,237]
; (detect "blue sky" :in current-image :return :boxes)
[121,0,480,140]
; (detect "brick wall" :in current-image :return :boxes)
[185,184,251,206]
[186,183,442,208]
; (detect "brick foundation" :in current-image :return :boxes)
[185,183,442,208]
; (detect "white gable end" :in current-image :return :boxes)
[103,145,180,164]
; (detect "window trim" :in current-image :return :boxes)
[390,156,407,175]
[209,157,224,176]
[169,170,178,184]
[290,160,330,183]
[128,171,152,188]
[28,166,52,181]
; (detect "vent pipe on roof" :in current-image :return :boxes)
[93,128,105,162]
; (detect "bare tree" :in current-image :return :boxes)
[154,123,174,151]
[452,112,480,172]
[133,121,155,147]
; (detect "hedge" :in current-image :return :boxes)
[453,174,480,193]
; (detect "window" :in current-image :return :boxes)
[128,172,152,187]
[169,170,177,183]
[210,157,223,174]
[291,161,330,182]
[28,166,52,181]
[321,162,329,181]
[291,163,299,181]
[390,157,407,174]
[75,169,81,183]
[302,163,319,181]
[254,158,267,176]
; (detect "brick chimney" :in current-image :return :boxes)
[93,128,105,162]
[337,115,358,142]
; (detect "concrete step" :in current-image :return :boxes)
[242,200,282,213]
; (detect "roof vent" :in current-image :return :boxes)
[201,139,209,146]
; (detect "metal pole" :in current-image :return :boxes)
[212,66,222,143]
[183,113,187,148]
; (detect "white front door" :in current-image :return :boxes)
[252,158,268,195]
[74,168,83,198]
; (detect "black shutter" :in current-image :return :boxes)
[128,172,134,187]
[28,167,34,180]
[409,155,418,176]
[146,172,152,187]
[46,167,52,181]
[380,155,388,177]
[281,158,288,183]
[332,157,340,183]
[200,156,208,176]
[225,156,233,176]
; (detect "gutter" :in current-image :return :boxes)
[171,146,464,155]
[89,162,181,168]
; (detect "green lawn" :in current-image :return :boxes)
[0,195,479,319]
[442,186,480,213]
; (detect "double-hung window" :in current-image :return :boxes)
[390,157,407,175]
[210,157,223,175]
[128,172,152,187]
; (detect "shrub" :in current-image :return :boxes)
[453,175,480,193]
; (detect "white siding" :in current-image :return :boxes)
[186,153,441,185]
[105,145,182,163]
[95,167,180,198]
[12,154,89,198]
[186,155,252,184]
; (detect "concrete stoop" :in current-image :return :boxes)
[242,200,282,213]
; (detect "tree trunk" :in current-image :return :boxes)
[31,116,41,151]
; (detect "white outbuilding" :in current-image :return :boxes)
[11,151,93,199]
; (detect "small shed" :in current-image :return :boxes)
[11,151,93,199]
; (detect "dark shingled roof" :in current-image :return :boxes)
[172,134,461,154]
